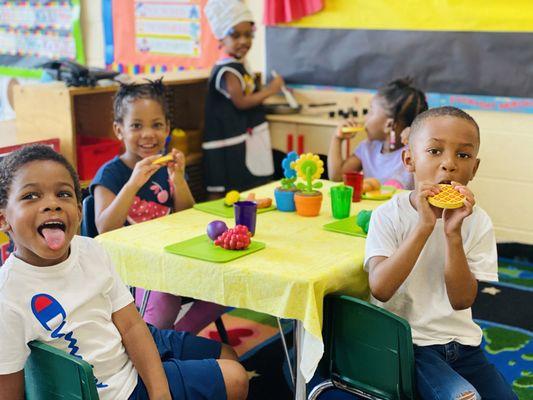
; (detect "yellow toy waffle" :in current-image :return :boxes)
[152,154,174,165]
[428,184,465,209]
[341,126,365,134]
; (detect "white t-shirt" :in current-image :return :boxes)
[364,192,498,347]
[0,236,138,400]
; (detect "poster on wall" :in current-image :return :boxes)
[109,0,221,74]
[0,0,85,79]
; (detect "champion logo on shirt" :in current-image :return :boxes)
[31,293,108,389]
[31,293,66,331]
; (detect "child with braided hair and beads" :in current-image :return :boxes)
[328,78,428,190]
[91,79,226,334]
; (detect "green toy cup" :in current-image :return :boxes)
[330,185,353,219]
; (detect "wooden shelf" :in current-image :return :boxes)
[13,71,210,201]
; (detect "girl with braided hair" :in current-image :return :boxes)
[90,79,226,334]
[328,78,428,189]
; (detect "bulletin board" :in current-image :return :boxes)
[0,0,85,79]
[108,0,222,74]
[266,0,533,98]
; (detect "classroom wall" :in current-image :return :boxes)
[81,0,105,68]
[468,111,533,244]
[266,1,533,97]
[245,0,266,76]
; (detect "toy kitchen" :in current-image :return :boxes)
[264,86,374,166]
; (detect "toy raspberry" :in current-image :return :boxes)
[214,225,252,250]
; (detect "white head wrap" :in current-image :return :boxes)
[205,0,254,40]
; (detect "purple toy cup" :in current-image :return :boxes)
[234,201,257,236]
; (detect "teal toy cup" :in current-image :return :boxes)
[330,185,353,219]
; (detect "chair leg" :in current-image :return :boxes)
[215,317,229,344]
[307,379,334,400]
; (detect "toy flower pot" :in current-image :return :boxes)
[294,191,323,217]
[274,187,296,212]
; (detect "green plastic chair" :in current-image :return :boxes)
[24,341,99,399]
[308,295,417,400]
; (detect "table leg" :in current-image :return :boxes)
[294,320,306,400]
[277,318,295,387]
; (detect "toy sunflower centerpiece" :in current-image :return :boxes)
[291,153,324,217]
[274,151,299,212]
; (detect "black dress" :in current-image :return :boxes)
[203,58,274,193]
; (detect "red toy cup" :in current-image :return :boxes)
[343,171,364,202]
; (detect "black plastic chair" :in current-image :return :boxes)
[81,195,229,343]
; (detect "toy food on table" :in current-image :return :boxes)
[206,220,228,241]
[362,178,381,193]
[246,193,273,209]
[224,190,240,206]
[214,225,252,250]
[152,154,174,165]
[362,185,396,200]
[341,126,365,134]
[428,184,465,209]
[356,210,372,234]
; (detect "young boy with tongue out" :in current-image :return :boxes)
[0,145,248,400]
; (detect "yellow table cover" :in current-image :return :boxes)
[96,180,388,380]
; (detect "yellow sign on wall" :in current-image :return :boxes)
[286,0,533,32]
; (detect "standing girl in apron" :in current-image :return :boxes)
[204,0,285,197]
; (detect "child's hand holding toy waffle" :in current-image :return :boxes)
[428,183,466,209]
[423,182,475,235]
[153,149,186,181]
[433,182,475,235]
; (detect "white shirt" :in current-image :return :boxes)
[364,192,498,346]
[0,236,137,400]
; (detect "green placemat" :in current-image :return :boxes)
[193,198,276,218]
[323,215,367,238]
[164,235,266,263]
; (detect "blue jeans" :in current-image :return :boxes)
[414,342,517,400]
